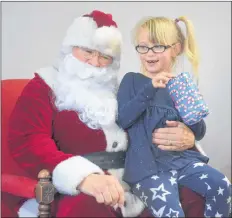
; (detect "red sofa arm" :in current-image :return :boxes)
[1,174,37,198]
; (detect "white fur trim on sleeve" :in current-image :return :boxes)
[18,198,38,218]
[116,192,145,217]
[102,123,128,152]
[36,66,57,90]
[52,156,104,195]
[195,141,207,156]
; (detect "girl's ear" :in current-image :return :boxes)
[172,42,182,57]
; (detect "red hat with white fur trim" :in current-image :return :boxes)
[62,10,122,60]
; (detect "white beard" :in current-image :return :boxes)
[53,54,118,129]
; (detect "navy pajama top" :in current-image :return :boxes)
[117,72,209,184]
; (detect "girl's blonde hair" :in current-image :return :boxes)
[132,16,199,77]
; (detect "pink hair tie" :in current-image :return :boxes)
[175,18,179,23]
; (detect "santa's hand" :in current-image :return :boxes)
[78,173,125,207]
[152,120,195,151]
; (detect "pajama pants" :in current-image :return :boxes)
[132,161,231,218]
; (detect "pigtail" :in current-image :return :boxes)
[177,16,199,78]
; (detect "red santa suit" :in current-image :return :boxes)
[7,10,205,218]
[8,10,145,217]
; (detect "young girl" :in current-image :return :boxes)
[117,16,231,217]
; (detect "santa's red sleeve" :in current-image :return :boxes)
[8,74,104,196]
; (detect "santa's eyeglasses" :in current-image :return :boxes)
[77,46,113,65]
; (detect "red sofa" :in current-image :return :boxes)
[1,79,38,217]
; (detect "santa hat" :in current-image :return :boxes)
[62,10,122,60]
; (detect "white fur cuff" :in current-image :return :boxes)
[120,192,145,217]
[52,156,104,195]
[195,141,207,156]
[18,198,38,217]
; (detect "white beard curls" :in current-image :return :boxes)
[53,54,118,129]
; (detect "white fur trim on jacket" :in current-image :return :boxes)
[53,156,104,195]
[195,140,207,156]
[102,123,128,152]
[62,16,122,58]
[120,192,145,217]
[36,67,57,90]
[18,198,38,218]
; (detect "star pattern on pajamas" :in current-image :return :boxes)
[215,211,223,217]
[227,196,231,204]
[228,197,232,214]
[151,175,159,180]
[217,187,224,195]
[132,165,231,218]
[140,192,148,206]
[169,177,177,185]
[150,205,166,217]
[193,162,205,168]
[199,173,208,180]
[222,176,231,187]
[178,175,185,180]
[206,203,212,210]
[170,170,177,176]
[205,182,211,190]
[165,208,179,217]
[204,212,210,218]
[136,183,141,190]
[212,196,217,202]
[150,183,171,202]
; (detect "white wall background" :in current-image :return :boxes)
[2,2,231,178]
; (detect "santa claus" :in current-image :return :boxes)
[8,10,205,217]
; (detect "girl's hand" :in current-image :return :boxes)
[152,72,175,88]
